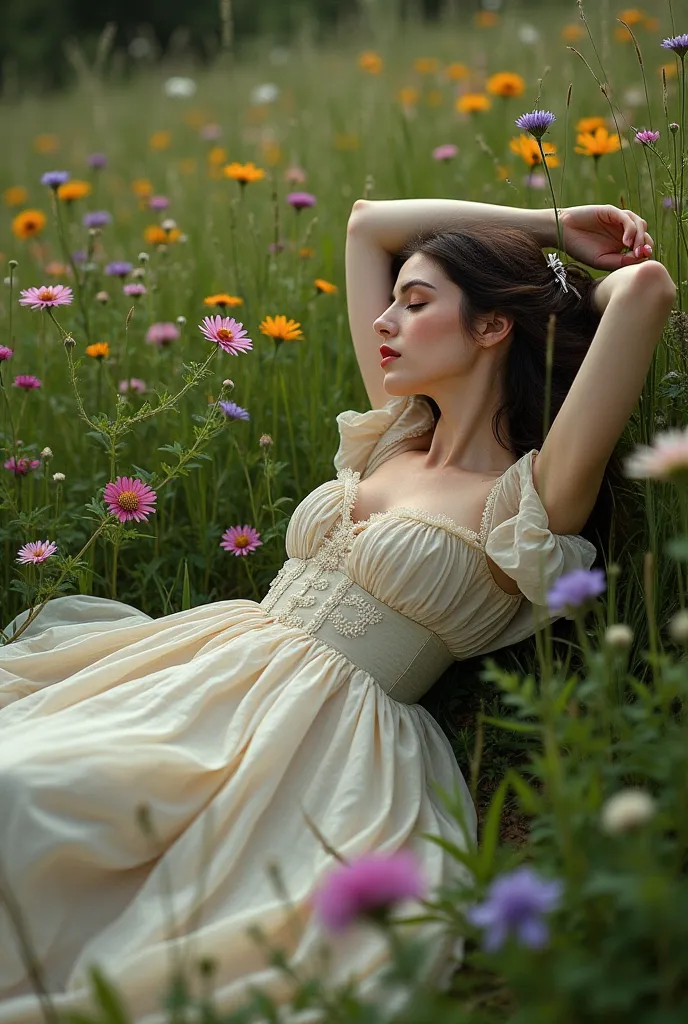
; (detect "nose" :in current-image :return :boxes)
[373,313,398,338]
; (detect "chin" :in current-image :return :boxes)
[383,377,421,398]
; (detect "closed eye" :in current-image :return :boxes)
[406,303,426,311]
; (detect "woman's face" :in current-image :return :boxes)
[373,252,485,397]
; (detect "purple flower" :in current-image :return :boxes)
[218,400,250,421]
[314,851,426,932]
[0,345,13,361]
[41,170,70,189]
[123,283,147,297]
[12,375,42,390]
[547,567,606,615]
[467,867,563,952]
[525,172,547,189]
[515,109,556,140]
[432,144,459,161]
[661,34,688,58]
[635,129,660,145]
[286,191,317,210]
[119,377,147,394]
[145,322,180,347]
[72,249,87,264]
[4,456,41,476]
[87,153,108,169]
[105,261,133,278]
[82,210,113,229]
[148,195,170,211]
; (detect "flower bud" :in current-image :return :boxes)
[138,252,149,263]
[63,335,76,349]
[604,623,633,650]
[222,379,234,388]
[52,472,65,482]
[161,218,177,232]
[132,267,146,280]
[8,259,18,269]
[176,315,186,326]
[259,433,273,448]
[668,608,688,645]
[669,122,679,134]
[40,447,53,459]
[95,290,109,304]
[600,789,656,835]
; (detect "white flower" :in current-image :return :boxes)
[251,83,280,105]
[668,609,688,644]
[161,218,177,232]
[52,472,65,482]
[517,24,540,44]
[604,623,634,650]
[164,77,197,99]
[624,427,688,480]
[600,789,656,835]
[40,447,53,459]
[623,87,645,108]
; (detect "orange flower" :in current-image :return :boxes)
[57,180,92,202]
[444,62,469,81]
[398,87,420,107]
[314,279,338,295]
[509,135,559,168]
[223,162,266,184]
[149,130,172,152]
[204,294,244,308]
[561,24,585,42]
[618,7,646,25]
[576,116,608,133]
[12,209,47,239]
[3,186,28,207]
[475,11,499,27]
[207,146,228,167]
[413,57,439,75]
[259,315,304,344]
[299,247,315,259]
[33,134,59,154]
[131,178,154,198]
[487,72,526,98]
[85,342,110,360]
[456,93,492,114]
[358,51,383,74]
[144,224,181,245]
[575,126,621,158]
[333,133,359,151]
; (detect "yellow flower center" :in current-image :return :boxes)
[217,328,234,342]
[234,534,250,548]
[38,287,57,301]
[117,491,139,511]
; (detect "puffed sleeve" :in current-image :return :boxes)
[333,394,435,479]
[477,450,598,655]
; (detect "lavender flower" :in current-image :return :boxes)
[148,195,170,211]
[218,400,250,421]
[123,283,147,297]
[87,153,108,169]
[514,109,556,140]
[72,249,87,264]
[466,867,563,952]
[432,144,459,161]
[82,210,113,229]
[547,568,606,615]
[286,191,317,210]
[661,34,688,58]
[105,261,133,278]
[314,851,426,932]
[635,129,660,145]
[41,171,70,189]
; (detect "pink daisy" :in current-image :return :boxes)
[118,378,147,394]
[220,524,262,556]
[145,322,180,347]
[624,427,688,480]
[123,283,147,297]
[16,539,58,565]
[432,143,459,161]
[314,851,426,932]
[12,375,42,390]
[198,316,253,356]
[103,476,157,523]
[4,456,41,475]
[18,284,74,310]
[0,345,13,361]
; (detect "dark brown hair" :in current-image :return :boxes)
[393,224,639,564]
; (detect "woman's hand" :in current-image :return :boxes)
[558,204,654,271]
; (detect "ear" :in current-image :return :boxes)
[475,310,513,349]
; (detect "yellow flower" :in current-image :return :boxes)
[575,126,622,158]
[576,116,608,133]
[509,135,559,168]
[444,62,469,81]
[33,134,59,154]
[475,11,499,27]
[57,180,92,202]
[333,133,360,151]
[208,146,228,167]
[487,72,526,98]
[85,342,110,360]
[3,186,28,207]
[314,279,338,295]
[149,130,172,151]
[144,224,181,245]
[131,178,154,198]
[561,24,585,42]
[204,293,244,308]
[259,315,304,344]
[413,57,439,75]
[425,90,444,108]
[398,87,420,107]
[618,7,646,25]
[223,162,266,184]
[456,93,492,114]
[12,209,47,239]
[358,51,383,74]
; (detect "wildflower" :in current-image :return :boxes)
[176,316,187,326]
[200,123,222,141]
[259,434,273,448]
[82,210,112,229]
[515,109,556,140]
[220,524,262,556]
[517,25,540,45]
[34,134,59,154]
[208,146,228,168]
[604,623,634,650]
[259,315,304,345]
[3,186,28,206]
[624,428,688,479]
[144,224,181,245]
[41,170,70,189]
[95,291,110,304]
[44,261,69,276]
[661,34,688,58]
[4,456,41,474]
[40,447,52,458]
[467,867,563,952]
[131,179,154,198]
[18,284,73,310]
[87,152,108,169]
[299,247,315,259]
[287,191,316,210]
[139,252,150,263]
[547,568,606,615]
[16,540,58,565]
[635,129,660,144]
[314,851,426,933]
[164,76,197,98]
[455,93,492,114]
[669,122,680,133]
[575,126,622,158]
[123,283,146,297]
[432,143,459,161]
[148,195,170,210]
[57,180,92,202]
[251,83,280,104]
[525,172,547,188]
[149,130,172,151]
[561,24,585,42]
[12,210,47,239]
[600,789,656,834]
[223,162,266,185]
[204,294,243,309]
[475,10,499,27]
[398,87,419,107]
[72,249,87,263]
[413,57,439,74]
[85,342,110,360]
[358,51,383,74]
[104,476,157,523]
[618,8,646,26]
[218,400,250,421]
[222,379,234,388]
[105,261,133,278]
[12,375,42,389]
[52,471,65,481]
[509,135,559,168]
[444,62,469,81]
[146,322,180,347]
[576,116,607,133]
[199,315,253,355]
[0,346,13,361]
[119,378,147,394]
[314,279,338,295]
[488,72,526,98]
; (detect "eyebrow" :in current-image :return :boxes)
[390,278,437,303]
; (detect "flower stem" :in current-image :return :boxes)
[537,141,563,254]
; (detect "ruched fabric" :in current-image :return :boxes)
[0,393,595,1022]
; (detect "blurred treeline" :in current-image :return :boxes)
[1,0,571,95]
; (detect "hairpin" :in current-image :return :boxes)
[546,252,582,299]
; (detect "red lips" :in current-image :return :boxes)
[379,345,400,358]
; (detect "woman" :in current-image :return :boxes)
[0,198,675,1022]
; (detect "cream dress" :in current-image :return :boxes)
[0,395,596,1023]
